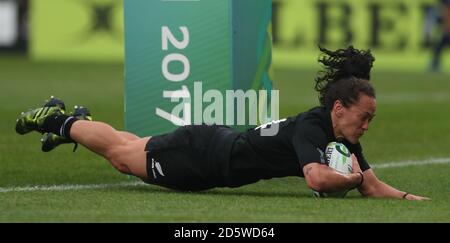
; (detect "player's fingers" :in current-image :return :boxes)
[351,154,361,172]
[417,196,431,201]
[406,194,431,201]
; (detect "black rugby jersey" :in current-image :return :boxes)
[220,106,371,187]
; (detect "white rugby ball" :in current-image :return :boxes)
[313,142,353,198]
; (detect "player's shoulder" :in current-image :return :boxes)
[296,106,327,121]
[292,106,330,140]
[294,106,329,130]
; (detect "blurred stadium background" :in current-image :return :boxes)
[1,0,450,222]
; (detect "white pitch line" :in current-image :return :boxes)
[0,181,146,193]
[1,158,450,193]
[371,157,450,169]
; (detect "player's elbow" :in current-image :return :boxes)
[306,177,328,192]
[304,166,328,192]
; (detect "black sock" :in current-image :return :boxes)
[42,114,79,139]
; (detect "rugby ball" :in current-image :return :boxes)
[313,142,353,198]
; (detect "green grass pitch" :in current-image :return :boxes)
[1,55,450,222]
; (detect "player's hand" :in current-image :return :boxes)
[404,194,430,201]
[351,153,362,173]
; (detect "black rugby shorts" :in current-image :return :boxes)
[144,124,237,191]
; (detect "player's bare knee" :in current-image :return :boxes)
[104,144,126,163]
[115,163,132,175]
[107,157,131,174]
[104,148,129,173]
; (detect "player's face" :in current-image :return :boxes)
[334,94,376,144]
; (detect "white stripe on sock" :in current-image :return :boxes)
[60,116,75,138]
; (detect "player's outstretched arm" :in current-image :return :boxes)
[351,156,430,201]
[303,163,363,193]
[355,169,430,201]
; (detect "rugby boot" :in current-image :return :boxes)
[41,105,92,152]
[44,95,66,111]
[15,106,64,135]
[15,96,66,135]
